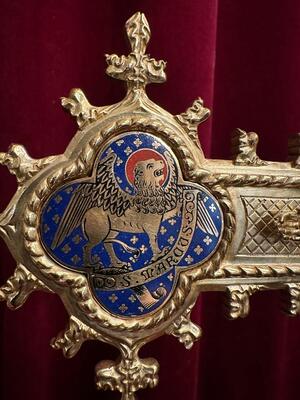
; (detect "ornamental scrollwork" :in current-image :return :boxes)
[51,316,102,358]
[176,98,210,148]
[225,285,267,319]
[283,283,300,316]
[96,353,159,400]
[61,88,99,128]
[0,264,52,310]
[0,144,58,185]
[232,128,267,166]
[166,303,202,349]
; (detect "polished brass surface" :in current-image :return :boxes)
[0,11,300,400]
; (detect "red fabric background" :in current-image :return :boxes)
[1,1,300,399]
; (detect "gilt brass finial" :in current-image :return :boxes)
[106,12,166,88]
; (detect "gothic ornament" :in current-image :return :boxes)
[0,12,300,400]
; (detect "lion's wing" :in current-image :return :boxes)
[179,185,219,237]
[162,151,180,211]
[51,153,131,249]
[94,153,131,216]
[196,193,219,237]
[51,183,95,249]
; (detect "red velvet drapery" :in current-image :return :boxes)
[1,1,300,399]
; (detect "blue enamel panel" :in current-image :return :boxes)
[40,132,223,317]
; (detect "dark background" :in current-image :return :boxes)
[1,1,300,399]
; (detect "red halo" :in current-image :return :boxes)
[125,149,168,186]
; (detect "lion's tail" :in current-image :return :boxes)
[105,239,139,255]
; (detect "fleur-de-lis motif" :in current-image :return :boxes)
[105,12,166,88]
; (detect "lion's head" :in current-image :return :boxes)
[133,158,165,188]
[132,157,178,215]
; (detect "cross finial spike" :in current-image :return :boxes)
[125,12,150,55]
[105,11,166,89]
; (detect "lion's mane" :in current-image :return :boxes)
[133,157,179,215]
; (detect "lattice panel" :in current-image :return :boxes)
[239,197,300,255]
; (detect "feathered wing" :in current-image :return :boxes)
[51,153,131,249]
[162,151,180,211]
[179,185,219,238]
[196,192,219,237]
[51,183,94,249]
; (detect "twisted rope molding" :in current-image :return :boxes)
[214,264,300,279]
[202,173,300,188]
